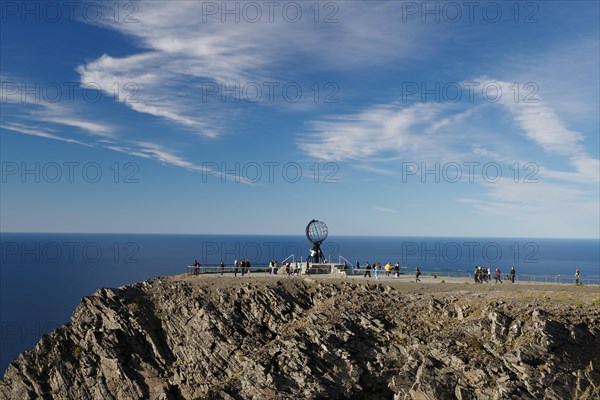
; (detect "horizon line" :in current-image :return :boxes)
[1,231,598,241]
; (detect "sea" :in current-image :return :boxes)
[1,232,599,376]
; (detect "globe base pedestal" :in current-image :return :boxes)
[308,244,325,264]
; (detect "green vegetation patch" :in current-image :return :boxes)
[71,345,84,358]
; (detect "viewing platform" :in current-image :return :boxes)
[185,264,600,285]
[187,262,346,276]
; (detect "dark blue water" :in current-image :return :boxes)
[1,233,598,376]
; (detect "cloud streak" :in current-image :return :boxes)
[75,1,432,136]
[298,102,461,162]
[478,78,599,184]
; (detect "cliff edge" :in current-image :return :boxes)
[1,276,599,399]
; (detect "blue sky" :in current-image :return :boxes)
[1,1,598,238]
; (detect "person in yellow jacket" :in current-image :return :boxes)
[385,262,392,277]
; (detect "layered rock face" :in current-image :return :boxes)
[1,276,599,399]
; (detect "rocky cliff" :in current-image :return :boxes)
[1,276,599,400]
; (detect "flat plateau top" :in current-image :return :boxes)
[164,273,600,306]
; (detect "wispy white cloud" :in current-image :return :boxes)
[474,78,584,155]
[472,78,599,184]
[1,76,247,183]
[0,121,91,146]
[104,141,254,184]
[300,75,598,184]
[75,1,433,136]
[374,207,398,213]
[429,108,476,132]
[35,115,114,138]
[2,76,115,139]
[298,102,463,162]
[352,164,397,176]
[0,119,208,179]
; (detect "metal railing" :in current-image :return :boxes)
[348,269,600,285]
[185,265,600,285]
[513,274,599,285]
[281,254,295,264]
[338,255,353,268]
[186,265,272,276]
[186,262,333,276]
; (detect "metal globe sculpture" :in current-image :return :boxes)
[306,219,328,263]
[306,219,328,244]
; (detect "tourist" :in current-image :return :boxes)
[415,267,421,282]
[374,263,380,279]
[220,261,225,276]
[394,263,400,278]
[295,261,302,276]
[495,268,502,284]
[575,268,581,285]
[364,262,371,278]
[385,262,392,277]
[487,268,491,283]
[234,259,239,277]
[355,260,360,273]
[246,259,251,276]
[510,267,516,283]
[240,259,246,277]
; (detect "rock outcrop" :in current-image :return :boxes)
[1,276,599,399]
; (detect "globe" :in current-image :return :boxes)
[306,219,328,244]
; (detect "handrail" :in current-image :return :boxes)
[187,264,274,276]
[184,265,600,285]
[335,268,600,285]
[338,255,354,267]
[281,254,295,264]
